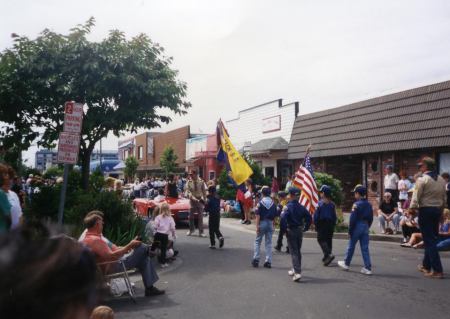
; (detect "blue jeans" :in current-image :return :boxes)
[419,207,443,273]
[253,220,273,263]
[437,238,450,251]
[344,222,371,270]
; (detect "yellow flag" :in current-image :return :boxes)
[220,127,253,185]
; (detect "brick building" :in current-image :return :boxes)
[119,126,192,177]
[186,134,223,181]
[288,80,450,210]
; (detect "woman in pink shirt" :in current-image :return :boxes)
[151,203,176,267]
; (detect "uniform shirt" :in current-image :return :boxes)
[281,200,312,231]
[0,189,12,233]
[205,195,221,215]
[410,172,447,209]
[349,198,373,235]
[186,178,206,201]
[313,200,337,225]
[384,173,399,190]
[255,197,277,221]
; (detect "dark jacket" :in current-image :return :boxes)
[349,198,373,235]
[205,195,221,215]
[281,200,312,232]
[313,200,337,225]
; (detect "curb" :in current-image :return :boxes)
[220,218,404,243]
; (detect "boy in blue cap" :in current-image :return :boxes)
[314,185,337,266]
[252,186,277,268]
[338,185,373,275]
[281,187,312,282]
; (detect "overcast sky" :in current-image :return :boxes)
[2,0,450,165]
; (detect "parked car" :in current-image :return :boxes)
[133,196,199,225]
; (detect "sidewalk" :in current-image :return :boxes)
[220,217,404,243]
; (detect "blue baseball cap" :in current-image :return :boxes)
[261,186,271,197]
[288,187,300,196]
[319,185,332,197]
[352,184,367,196]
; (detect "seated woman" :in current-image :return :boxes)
[378,192,400,234]
[399,209,420,243]
[437,209,450,251]
[400,232,423,248]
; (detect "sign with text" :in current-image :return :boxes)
[63,102,84,133]
[262,115,281,133]
[57,132,81,164]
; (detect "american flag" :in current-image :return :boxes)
[293,153,319,214]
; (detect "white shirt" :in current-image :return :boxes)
[384,173,399,190]
[6,191,22,229]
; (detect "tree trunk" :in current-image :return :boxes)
[80,149,93,190]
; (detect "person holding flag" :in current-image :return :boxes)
[292,146,319,215]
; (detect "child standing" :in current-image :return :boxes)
[252,186,278,268]
[281,187,312,282]
[314,185,337,266]
[205,185,224,249]
[338,185,373,275]
[151,203,176,268]
[275,191,289,253]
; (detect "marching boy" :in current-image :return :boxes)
[338,185,373,275]
[281,187,312,282]
[252,186,278,268]
[205,185,224,249]
[314,185,337,266]
[275,191,289,253]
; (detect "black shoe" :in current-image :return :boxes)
[274,246,281,252]
[285,247,290,254]
[263,261,272,269]
[173,250,179,257]
[209,245,216,249]
[323,254,335,266]
[252,259,259,268]
[219,237,224,248]
[246,220,251,225]
[145,286,165,297]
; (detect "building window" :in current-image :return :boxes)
[209,171,216,181]
[138,146,144,160]
[371,161,378,172]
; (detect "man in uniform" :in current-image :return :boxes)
[338,185,373,275]
[410,157,447,279]
[186,170,207,237]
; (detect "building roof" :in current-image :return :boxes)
[250,137,288,154]
[288,80,450,159]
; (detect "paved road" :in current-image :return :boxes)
[109,220,450,319]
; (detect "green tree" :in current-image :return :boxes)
[160,145,178,176]
[42,166,63,179]
[217,168,237,200]
[124,156,139,182]
[0,18,190,189]
[314,172,344,206]
[241,152,271,187]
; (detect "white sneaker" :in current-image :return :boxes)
[361,268,372,275]
[199,233,207,238]
[186,231,193,236]
[338,261,349,271]
[161,263,169,268]
[288,269,295,276]
[293,273,302,282]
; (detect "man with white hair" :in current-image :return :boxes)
[378,192,399,234]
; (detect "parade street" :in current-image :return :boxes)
[110,220,450,319]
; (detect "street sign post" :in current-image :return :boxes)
[57,101,83,225]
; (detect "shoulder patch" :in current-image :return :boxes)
[352,204,358,211]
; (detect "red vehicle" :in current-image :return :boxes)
[133,196,199,224]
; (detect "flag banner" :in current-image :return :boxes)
[293,152,319,214]
[216,120,253,185]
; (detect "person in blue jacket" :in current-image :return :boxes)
[281,187,312,282]
[314,185,337,266]
[338,185,374,275]
[252,186,278,269]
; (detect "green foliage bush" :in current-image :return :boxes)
[314,172,344,206]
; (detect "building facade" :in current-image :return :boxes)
[288,80,450,210]
[186,134,223,181]
[226,99,299,185]
[35,149,57,172]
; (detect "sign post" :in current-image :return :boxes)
[57,102,83,225]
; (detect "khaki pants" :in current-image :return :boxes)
[189,200,204,233]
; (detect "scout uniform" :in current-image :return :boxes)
[314,185,337,266]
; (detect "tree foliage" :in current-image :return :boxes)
[0,17,190,189]
[124,156,139,182]
[42,166,63,179]
[160,145,178,176]
[314,172,344,206]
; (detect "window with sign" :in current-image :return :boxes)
[138,146,144,160]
